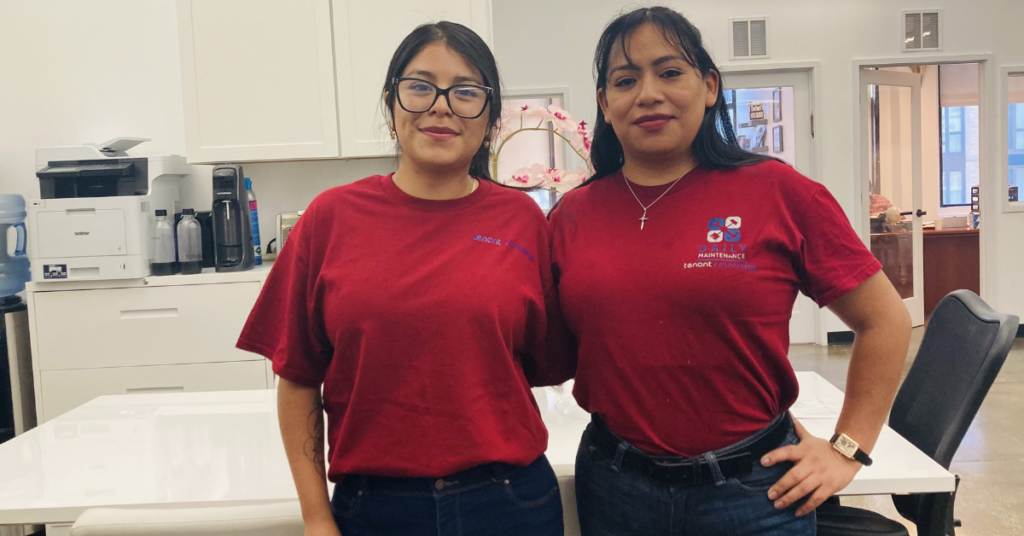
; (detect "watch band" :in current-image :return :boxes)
[830,433,874,466]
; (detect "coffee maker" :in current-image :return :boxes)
[211,165,254,272]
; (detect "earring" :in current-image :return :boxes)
[483,139,491,148]
[389,129,396,140]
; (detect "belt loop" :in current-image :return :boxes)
[612,442,628,472]
[703,452,727,487]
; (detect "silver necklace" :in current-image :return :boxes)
[623,174,684,230]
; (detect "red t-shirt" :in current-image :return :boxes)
[237,174,565,479]
[549,161,881,456]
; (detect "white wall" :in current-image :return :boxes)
[2,0,1022,321]
[492,0,1024,323]
[0,0,393,251]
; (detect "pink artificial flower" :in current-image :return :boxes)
[544,167,587,193]
[570,127,592,160]
[546,104,578,131]
[505,164,547,188]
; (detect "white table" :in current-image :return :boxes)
[539,372,954,496]
[0,373,955,531]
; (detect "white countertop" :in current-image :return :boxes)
[0,372,954,526]
[25,263,273,292]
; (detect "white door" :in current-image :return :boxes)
[721,70,817,344]
[176,0,340,163]
[332,0,492,158]
[859,70,925,326]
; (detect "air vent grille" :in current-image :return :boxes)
[730,18,769,60]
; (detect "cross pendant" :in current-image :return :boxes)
[639,210,649,230]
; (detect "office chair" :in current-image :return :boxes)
[817,290,1019,536]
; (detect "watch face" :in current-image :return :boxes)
[833,434,859,458]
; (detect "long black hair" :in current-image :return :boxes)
[382,21,502,181]
[590,6,771,180]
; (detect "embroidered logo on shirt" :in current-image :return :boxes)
[707,216,742,243]
[686,217,756,272]
[472,235,535,262]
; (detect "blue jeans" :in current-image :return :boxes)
[331,455,564,536]
[575,414,816,536]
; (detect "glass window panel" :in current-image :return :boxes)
[949,114,962,133]
[1012,168,1024,188]
[951,134,962,153]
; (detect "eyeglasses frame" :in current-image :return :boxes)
[392,77,493,119]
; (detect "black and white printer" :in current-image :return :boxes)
[27,138,193,281]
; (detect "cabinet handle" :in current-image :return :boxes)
[126,386,185,394]
[119,308,179,320]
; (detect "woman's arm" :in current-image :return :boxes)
[278,377,341,536]
[764,271,912,516]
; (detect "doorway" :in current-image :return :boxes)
[721,69,818,344]
[858,61,984,327]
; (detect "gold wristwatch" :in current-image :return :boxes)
[829,432,873,466]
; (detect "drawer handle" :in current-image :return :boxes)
[119,308,179,320]
[126,386,185,394]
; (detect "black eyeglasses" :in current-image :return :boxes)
[393,77,493,119]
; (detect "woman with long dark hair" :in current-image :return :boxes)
[550,7,911,535]
[239,21,565,536]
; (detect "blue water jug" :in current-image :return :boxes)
[0,195,30,297]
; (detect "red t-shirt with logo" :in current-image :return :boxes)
[237,174,569,479]
[549,161,881,456]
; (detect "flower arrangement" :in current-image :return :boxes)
[489,104,594,193]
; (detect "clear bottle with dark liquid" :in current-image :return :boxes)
[177,208,203,274]
[151,209,176,276]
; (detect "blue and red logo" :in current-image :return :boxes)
[685,216,756,271]
[707,216,742,243]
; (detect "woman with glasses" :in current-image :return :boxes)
[238,21,568,536]
[549,7,911,535]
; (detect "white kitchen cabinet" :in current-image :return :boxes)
[38,361,268,423]
[26,266,274,423]
[332,0,493,158]
[34,283,260,371]
[176,0,340,163]
[176,0,492,163]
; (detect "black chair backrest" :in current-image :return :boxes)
[888,290,1018,525]
[889,290,1018,469]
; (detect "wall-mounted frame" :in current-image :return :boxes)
[773,125,784,153]
[1001,66,1024,213]
[773,88,782,122]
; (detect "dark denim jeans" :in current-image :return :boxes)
[576,414,816,536]
[331,455,564,536]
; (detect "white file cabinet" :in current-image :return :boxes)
[25,265,274,423]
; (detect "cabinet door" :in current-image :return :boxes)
[177,0,339,163]
[332,0,493,158]
[34,282,262,371]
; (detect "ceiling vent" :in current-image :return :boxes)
[903,9,942,51]
[730,18,769,60]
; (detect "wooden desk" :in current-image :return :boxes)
[923,228,979,316]
[870,232,914,300]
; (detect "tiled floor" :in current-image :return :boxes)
[789,330,1024,536]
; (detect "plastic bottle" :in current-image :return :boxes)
[244,177,262,265]
[151,209,176,276]
[177,208,203,275]
[0,194,29,294]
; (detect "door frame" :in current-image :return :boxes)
[721,62,826,344]
[851,54,995,317]
[859,69,925,325]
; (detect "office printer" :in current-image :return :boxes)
[27,138,192,281]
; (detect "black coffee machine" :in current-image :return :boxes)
[212,165,254,272]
